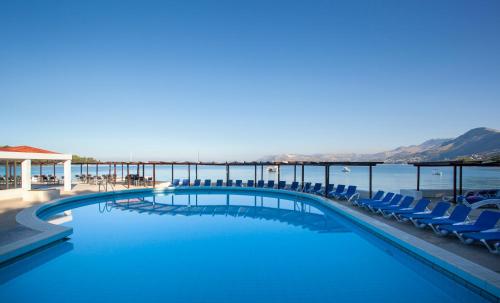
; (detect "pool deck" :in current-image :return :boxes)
[0,184,499,299]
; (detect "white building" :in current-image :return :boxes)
[0,146,72,200]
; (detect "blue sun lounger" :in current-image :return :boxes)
[193,179,201,186]
[317,184,334,196]
[310,183,322,194]
[267,180,275,188]
[367,194,402,212]
[336,185,357,200]
[216,179,223,186]
[290,181,300,191]
[181,179,189,186]
[358,192,394,208]
[462,230,500,253]
[415,204,471,233]
[328,185,345,198]
[278,181,286,189]
[437,211,500,241]
[353,190,384,207]
[399,201,451,225]
[386,198,430,221]
[172,179,180,186]
[227,179,233,187]
[375,196,414,215]
[257,180,265,188]
[235,180,243,187]
[302,182,312,192]
[247,180,254,187]
[204,179,211,186]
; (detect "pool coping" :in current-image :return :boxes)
[2,186,500,300]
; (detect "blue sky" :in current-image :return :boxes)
[1,0,499,161]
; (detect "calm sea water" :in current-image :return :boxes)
[2,164,498,193]
[0,190,488,303]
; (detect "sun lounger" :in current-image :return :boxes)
[227,179,233,187]
[290,181,300,191]
[416,204,471,233]
[257,180,265,188]
[278,181,286,189]
[375,196,414,215]
[437,210,500,240]
[216,179,223,186]
[247,180,255,187]
[399,201,451,225]
[181,179,189,186]
[193,179,201,186]
[352,190,384,206]
[336,185,357,200]
[302,182,312,192]
[462,230,500,253]
[328,185,345,198]
[367,194,402,212]
[235,180,243,187]
[309,183,322,194]
[204,179,211,186]
[267,180,275,188]
[172,179,180,186]
[385,198,430,221]
[317,184,334,196]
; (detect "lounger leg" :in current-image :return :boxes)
[480,240,499,254]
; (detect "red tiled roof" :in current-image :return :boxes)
[0,146,60,154]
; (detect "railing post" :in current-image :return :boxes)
[277,165,280,187]
[293,165,297,182]
[195,164,198,180]
[188,164,191,186]
[459,165,463,195]
[453,165,457,203]
[324,165,329,197]
[171,164,174,182]
[301,164,305,187]
[416,165,420,191]
[127,163,130,188]
[369,165,373,199]
[254,164,257,187]
[226,163,229,185]
[153,164,156,188]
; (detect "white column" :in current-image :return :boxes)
[64,160,72,191]
[21,160,32,190]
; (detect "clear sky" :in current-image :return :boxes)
[1,0,499,161]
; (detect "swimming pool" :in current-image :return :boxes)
[0,188,493,302]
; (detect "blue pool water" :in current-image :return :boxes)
[0,189,490,302]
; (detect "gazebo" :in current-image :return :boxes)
[0,146,72,200]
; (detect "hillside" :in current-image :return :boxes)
[260,127,500,163]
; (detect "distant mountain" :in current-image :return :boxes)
[260,127,500,163]
[400,127,500,162]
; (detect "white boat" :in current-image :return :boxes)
[432,169,443,176]
[342,166,351,173]
[267,166,278,173]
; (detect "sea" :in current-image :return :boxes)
[2,164,499,193]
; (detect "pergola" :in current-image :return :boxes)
[0,146,72,196]
[73,160,384,197]
[410,160,500,202]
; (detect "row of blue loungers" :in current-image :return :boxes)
[352,191,500,254]
[171,179,358,199]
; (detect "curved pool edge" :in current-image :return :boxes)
[3,186,500,300]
